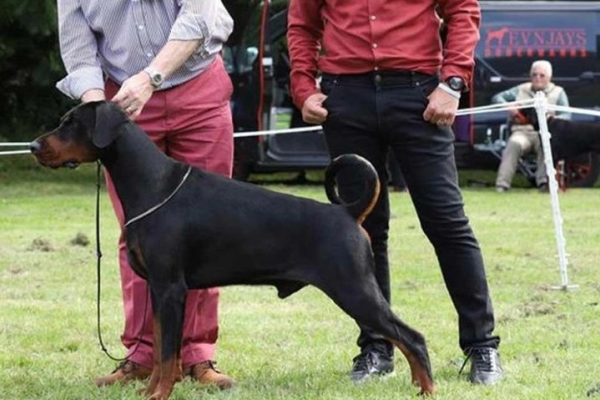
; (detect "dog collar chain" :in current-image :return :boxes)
[124,165,192,227]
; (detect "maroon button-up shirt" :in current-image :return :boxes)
[288,0,481,109]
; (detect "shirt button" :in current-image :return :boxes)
[146,52,153,57]
[370,15,377,21]
[138,25,145,30]
[374,66,379,71]
[372,43,378,49]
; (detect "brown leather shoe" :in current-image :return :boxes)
[187,361,235,390]
[95,360,152,387]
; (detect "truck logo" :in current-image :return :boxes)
[484,27,587,58]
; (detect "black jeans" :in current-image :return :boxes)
[320,71,500,356]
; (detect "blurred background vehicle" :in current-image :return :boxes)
[224,0,600,186]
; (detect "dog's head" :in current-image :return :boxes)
[30,101,128,169]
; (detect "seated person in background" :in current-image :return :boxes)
[492,60,570,192]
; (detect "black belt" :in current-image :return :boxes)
[322,70,435,86]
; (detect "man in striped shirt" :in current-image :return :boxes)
[56,0,236,389]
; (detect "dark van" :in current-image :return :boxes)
[225,1,600,185]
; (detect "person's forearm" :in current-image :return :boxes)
[148,39,202,78]
[491,86,519,104]
[111,39,203,118]
[81,89,106,103]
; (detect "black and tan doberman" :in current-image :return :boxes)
[30,101,435,400]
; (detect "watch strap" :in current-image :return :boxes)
[437,82,461,99]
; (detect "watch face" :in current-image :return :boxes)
[447,77,464,91]
[144,68,163,87]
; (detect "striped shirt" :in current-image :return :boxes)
[56,0,234,99]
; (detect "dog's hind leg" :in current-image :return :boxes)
[318,275,435,395]
[142,281,186,400]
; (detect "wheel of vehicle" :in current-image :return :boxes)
[560,152,600,188]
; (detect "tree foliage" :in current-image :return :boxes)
[0,0,75,141]
[0,0,293,142]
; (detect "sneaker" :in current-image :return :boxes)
[349,349,395,382]
[495,186,509,193]
[467,347,504,385]
[95,360,152,387]
[187,361,236,390]
[538,183,549,193]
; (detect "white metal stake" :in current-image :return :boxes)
[534,92,578,291]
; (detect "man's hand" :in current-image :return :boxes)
[111,72,154,120]
[423,87,459,127]
[301,93,328,125]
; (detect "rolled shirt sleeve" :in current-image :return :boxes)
[56,0,105,99]
[56,66,105,100]
[170,0,234,49]
[438,0,481,86]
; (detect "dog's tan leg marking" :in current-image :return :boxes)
[389,339,436,396]
[143,316,182,400]
[148,354,182,400]
[142,317,162,398]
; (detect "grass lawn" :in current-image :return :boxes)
[1,156,600,400]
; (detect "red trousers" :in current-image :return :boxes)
[104,56,233,369]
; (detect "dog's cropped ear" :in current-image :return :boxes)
[92,101,129,148]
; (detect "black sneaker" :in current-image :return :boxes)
[349,349,394,382]
[467,347,504,385]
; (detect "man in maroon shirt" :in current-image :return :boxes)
[288,0,503,385]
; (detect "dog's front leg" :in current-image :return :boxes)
[142,283,186,400]
[142,317,163,398]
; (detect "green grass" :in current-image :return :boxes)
[2,156,600,400]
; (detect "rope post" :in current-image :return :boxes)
[534,92,578,291]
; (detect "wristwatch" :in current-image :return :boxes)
[143,67,164,89]
[445,76,466,92]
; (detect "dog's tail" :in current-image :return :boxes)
[325,154,380,225]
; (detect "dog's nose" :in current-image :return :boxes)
[29,140,42,154]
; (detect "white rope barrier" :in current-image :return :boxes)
[455,98,536,116]
[0,100,594,148]
[0,142,30,147]
[234,125,321,138]
[0,150,30,156]
[231,96,578,290]
[547,104,600,118]
[0,142,30,156]
[231,100,539,138]
[0,96,583,289]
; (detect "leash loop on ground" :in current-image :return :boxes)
[95,161,148,362]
